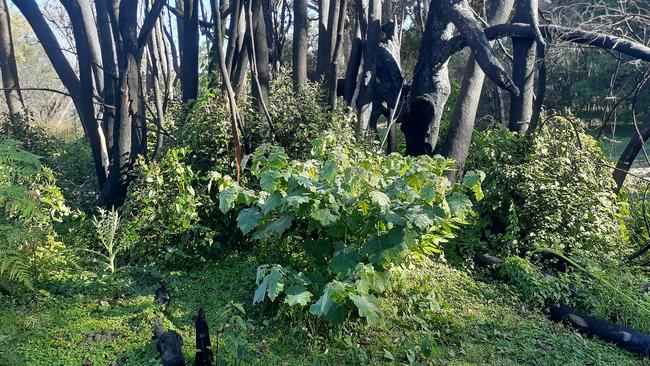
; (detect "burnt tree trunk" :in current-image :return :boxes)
[250,0,270,113]
[343,12,362,104]
[182,0,199,102]
[316,0,330,78]
[355,0,381,138]
[77,0,104,95]
[292,0,308,89]
[613,113,650,193]
[401,0,517,156]
[0,0,24,114]
[16,0,110,188]
[508,0,538,132]
[95,0,118,154]
[440,0,514,181]
[327,0,347,107]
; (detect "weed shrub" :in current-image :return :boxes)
[267,70,354,158]
[172,91,237,172]
[462,118,627,259]
[123,148,239,265]
[216,132,483,324]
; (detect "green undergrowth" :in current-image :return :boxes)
[1,254,647,366]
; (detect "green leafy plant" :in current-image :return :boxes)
[87,208,134,273]
[461,117,627,259]
[0,139,70,290]
[216,133,483,324]
[123,148,219,265]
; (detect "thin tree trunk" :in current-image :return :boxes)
[327,0,347,107]
[343,12,362,104]
[614,113,650,193]
[316,0,330,78]
[440,0,514,181]
[95,0,118,154]
[493,82,507,126]
[76,0,104,95]
[212,0,243,180]
[249,0,270,113]
[0,0,24,114]
[292,0,308,89]
[147,21,165,158]
[225,0,242,75]
[182,0,199,102]
[355,0,380,138]
[508,0,537,132]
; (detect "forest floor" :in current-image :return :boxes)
[1,254,648,366]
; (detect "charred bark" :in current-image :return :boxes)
[0,0,23,114]
[292,0,308,89]
[355,0,380,138]
[508,0,538,133]
[440,0,514,182]
[613,113,650,193]
[402,0,518,156]
[182,0,199,102]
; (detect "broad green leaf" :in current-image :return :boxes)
[268,147,289,169]
[349,293,380,325]
[356,266,389,294]
[309,288,347,325]
[309,290,333,316]
[369,191,390,208]
[285,192,310,208]
[265,215,293,236]
[311,208,339,226]
[384,210,407,226]
[261,192,282,215]
[329,246,361,275]
[237,207,261,234]
[361,227,404,256]
[284,286,312,306]
[260,170,281,192]
[462,170,485,201]
[219,186,239,213]
[407,207,435,230]
[320,160,338,182]
[253,276,268,304]
[240,154,251,171]
[324,303,347,325]
[266,269,284,301]
[420,183,437,202]
[447,192,473,221]
[253,266,284,303]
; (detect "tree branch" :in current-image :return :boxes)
[138,0,167,50]
[444,23,650,63]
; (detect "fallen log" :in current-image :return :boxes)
[475,252,650,357]
[550,304,650,356]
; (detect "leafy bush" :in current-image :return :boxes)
[0,112,58,158]
[216,133,483,324]
[0,139,70,291]
[122,148,222,265]
[0,111,95,208]
[172,91,238,173]
[266,70,355,158]
[461,117,627,260]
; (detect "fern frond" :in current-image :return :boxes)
[0,250,33,290]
